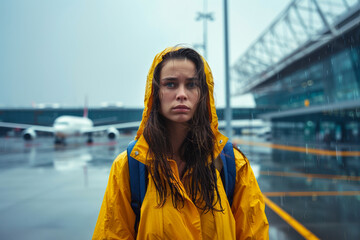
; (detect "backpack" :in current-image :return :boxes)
[127,140,236,232]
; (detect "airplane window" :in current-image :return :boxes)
[55,122,69,125]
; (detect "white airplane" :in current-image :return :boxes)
[218,119,271,138]
[0,108,141,144]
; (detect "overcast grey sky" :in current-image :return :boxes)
[0,0,290,108]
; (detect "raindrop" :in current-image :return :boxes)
[335,146,339,162]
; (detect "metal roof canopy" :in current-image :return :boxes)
[233,0,360,95]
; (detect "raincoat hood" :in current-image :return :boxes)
[132,47,228,163]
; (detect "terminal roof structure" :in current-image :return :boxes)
[233,0,360,95]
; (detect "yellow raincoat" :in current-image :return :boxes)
[93,47,269,240]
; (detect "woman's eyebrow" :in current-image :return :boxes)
[161,77,178,81]
[161,77,197,81]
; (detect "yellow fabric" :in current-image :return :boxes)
[93,47,269,239]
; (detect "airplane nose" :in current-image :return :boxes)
[54,124,67,133]
[54,124,70,137]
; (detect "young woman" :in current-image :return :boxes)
[93,47,269,239]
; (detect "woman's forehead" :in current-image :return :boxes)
[162,58,194,67]
[160,59,196,78]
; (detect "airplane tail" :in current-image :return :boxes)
[83,96,88,118]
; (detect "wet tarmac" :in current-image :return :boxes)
[238,136,360,240]
[0,135,359,239]
[0,136,131,240]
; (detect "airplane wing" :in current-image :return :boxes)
[0,122,54,133]
[85,121,142,133]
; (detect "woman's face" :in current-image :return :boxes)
[159,59,200,124]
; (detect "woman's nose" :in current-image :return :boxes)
[176,85,187,101]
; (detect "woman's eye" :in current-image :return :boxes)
[187,82,197,88]
[165,82,175,88]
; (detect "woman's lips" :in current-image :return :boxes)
[172,105,190,112]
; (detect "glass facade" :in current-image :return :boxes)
[252,26,360,145]
[332,47,360,102]
[254,45,360,110]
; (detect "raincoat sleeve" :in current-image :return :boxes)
[231,148,269,240]
[92,151,136,240]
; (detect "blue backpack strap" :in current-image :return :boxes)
[219,141,236,206]
[127,140,146,233]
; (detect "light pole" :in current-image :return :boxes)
[195,0,214,60]
[223,0,232,140]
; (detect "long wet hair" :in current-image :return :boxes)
[143,48,223,213]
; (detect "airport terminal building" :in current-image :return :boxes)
[233,0,360,146]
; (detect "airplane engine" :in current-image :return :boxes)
[22,128,37,141]
[107,127,119,140]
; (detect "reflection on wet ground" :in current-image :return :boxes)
[0,136,133,240]
[236,136,360,240]
[0,135,359,239]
